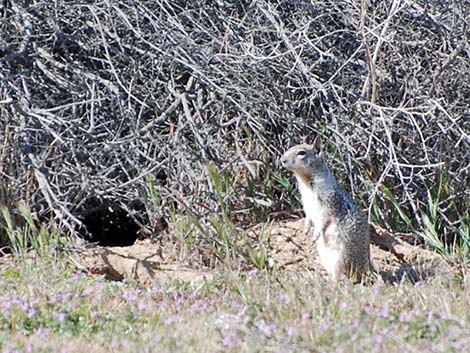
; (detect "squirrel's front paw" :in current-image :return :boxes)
[312,231,321,242]
[304,218,314,234]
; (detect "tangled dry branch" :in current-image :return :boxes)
[0,0,468,244]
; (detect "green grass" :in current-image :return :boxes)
[367,173,469,269]
[418,176,470,267]
[0,257,469,353]
[2,203,67,262]
[1,173,469,352]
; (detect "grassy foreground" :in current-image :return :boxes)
[0,258,469,353]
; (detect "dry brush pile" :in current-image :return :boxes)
[0,0,468,250]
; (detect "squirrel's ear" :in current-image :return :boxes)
[312,136,323,151]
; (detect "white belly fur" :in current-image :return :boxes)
[297,178,325,233]
[317,235,343,279]
[297,176,343,278]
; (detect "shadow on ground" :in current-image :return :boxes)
[64,219,454,286]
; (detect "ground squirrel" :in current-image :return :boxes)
[281,143,371,281]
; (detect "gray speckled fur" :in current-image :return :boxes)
[281,144,371,280]
[315,167,370,277]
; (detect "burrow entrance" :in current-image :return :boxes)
[77,198,144,247]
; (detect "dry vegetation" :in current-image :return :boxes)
[0,2,470,351]
[0,0,468,253]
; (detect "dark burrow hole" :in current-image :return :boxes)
[77,198,144,247]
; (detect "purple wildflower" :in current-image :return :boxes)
[137,300,147,311]
[427,311,434,322]
[1,299,12,312]
[175,294,185,309]
[319,321,330,332]
[302,312,311,320]
[72,270,84,280]
[57,312,66,322]
[378,307,389,318]
[222,330,239,348]
[123,288,141,302]
[352,318,360,327]
[36,327,51,338]
[151,287,163,294]
[27,306,36,318]
[164,316,177,325]
[258,320,277,334]
[190,299,209,314]
[82,288,93,296]
[286,326,296,336]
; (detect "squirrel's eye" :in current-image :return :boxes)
[296,149,306,158]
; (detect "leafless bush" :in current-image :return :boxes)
[0,0,468,245]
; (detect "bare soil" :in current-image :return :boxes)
[69,219,454,285]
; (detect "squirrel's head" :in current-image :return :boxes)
[280,143,325,178]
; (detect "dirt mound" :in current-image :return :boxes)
[70,219,454,285]
[69,239,213,285]
[247,219,453,283]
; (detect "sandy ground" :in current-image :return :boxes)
[68,219,454,285]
